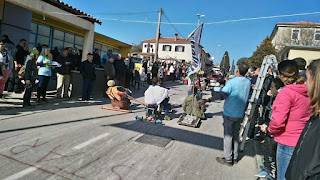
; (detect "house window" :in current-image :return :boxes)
[175,46,185,52]
[144,44,147,48]
[162,45,172,51]
[151,45,153,48]
[315,30,320,41]
[291,29,300,40]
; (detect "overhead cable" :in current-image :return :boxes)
[162,12,186,38]
[50,11,320,25]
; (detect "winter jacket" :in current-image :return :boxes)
[143,62,148,74]
[14,45,28,65]
[24,56,38,83]
[114,59,125,79]
[104,61,115,80]
[268,84,311,147]
[56,55,71,75]
[182,94,206,119]
[286,115,320,180]
[151,63,158,75]
[93,53,101,66]
[0,51,13,70]
[80,60,96,81]
[3,39,15,57]
[260,75,273,106]
[158,68,164,78]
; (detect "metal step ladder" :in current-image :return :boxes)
[239,55,278,151]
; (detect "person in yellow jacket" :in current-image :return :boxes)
[106,80,130,109]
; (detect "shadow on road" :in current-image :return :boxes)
[106,121,224,151]
[0,109,145,133]
[104,120,258,159]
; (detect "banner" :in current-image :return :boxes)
[187,23,204,76]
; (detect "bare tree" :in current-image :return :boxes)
[131,42,143,53]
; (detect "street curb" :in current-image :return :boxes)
[0,98,75,112]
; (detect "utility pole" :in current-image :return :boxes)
[154,8,162,63]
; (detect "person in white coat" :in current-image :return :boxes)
[144,77,170,120]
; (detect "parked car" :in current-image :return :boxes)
[205,74,219,90]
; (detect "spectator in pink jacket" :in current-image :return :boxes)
[268,60,311,180]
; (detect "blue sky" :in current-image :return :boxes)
[63,0,320,64]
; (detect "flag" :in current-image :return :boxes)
[187,23,204,76]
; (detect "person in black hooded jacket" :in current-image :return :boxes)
[286,59,320,180]
[80,53,96,101]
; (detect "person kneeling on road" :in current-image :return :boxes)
[144,77,170,120]
[182,87,206,119]
[106,80,130,109]
[201,61,251,166]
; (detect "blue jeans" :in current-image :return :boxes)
[160,100,169,115]
[276,143,295,180]
[82,79,94,100]
[37,75,50,99]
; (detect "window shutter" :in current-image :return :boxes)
[169,45,172,51]
[182,46,185,52]
[162,45,165,51]
[175,46,178,52]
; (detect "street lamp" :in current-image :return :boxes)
[197,14,205,26]
[215,44,221,66]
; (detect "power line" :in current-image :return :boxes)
[85,11,158,15]
[162,12,186,38]
[50,11,320,25]
[205,11,320,24]
[50,12,195,25]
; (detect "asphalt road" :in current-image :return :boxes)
[0,82,257,180]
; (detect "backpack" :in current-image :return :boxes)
[18,55,32,79]
[18,66,25,79]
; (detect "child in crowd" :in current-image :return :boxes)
[134,67,140,90]
[256,78,284,180]
[140,67,146,87]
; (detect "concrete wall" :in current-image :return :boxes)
[46,69,106,98]
[0,2,32,45]
[272,26,320,51]
[70,69,106,98]
[142,42,192,62]
[288,49,320,66]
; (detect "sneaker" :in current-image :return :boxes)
[254,170,268,178]
[164,115,171,121]
[233,159,238,164]
[216,157,233,167]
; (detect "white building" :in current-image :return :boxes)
[270,21,320,65]
[142,33,191,63]
[141,33,211,71]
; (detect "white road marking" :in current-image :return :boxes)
[3,167,37,180]
[73,133,110,150]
